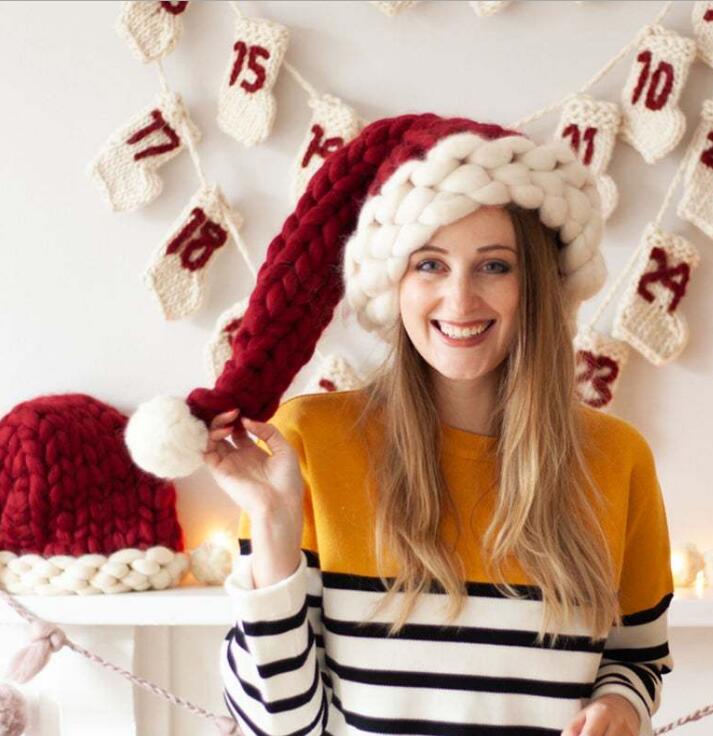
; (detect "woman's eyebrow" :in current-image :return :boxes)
[412,244,517,254]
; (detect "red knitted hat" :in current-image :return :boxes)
[0,393,189,594]
[125,112,606,479]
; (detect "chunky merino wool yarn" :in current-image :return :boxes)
[0,394,189,594]
[124,112,608,479]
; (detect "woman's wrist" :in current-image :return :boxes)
[249,509,303,588]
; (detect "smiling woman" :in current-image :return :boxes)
[399,205,521,434]
[122,112,673,736]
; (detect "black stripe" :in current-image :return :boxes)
[323,570,544,600]
[323,652,592,700]
[241,598,309,637]
[324,616,604,653]
[589,674,650,713]
[328,691,563,736]
[223,679,329,736]
[225,643,324,713]
[639,663,663,684]
[602,641,670,664]
[238,539,320,569]
[597,662,658,702]
[229,622,320,678]
[237,538,545,600]
[620,593,673,625]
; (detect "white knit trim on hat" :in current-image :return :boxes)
[0,546,190,595]
[343,131,607,342]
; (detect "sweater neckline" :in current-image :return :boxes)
[440,421,498,459]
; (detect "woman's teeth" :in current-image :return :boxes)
[435,320,494,338]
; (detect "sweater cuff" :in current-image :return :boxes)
[223,550,308,621]
[588,685,653,736]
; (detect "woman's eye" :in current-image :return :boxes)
[415,260,439,272]
[483,261,511,273]
[415,260,511,273]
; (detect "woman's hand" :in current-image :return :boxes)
[202,408,305,519]
[562,694,641,736]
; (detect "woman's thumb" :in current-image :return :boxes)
[242,418,286,454]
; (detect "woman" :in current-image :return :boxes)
[126,113,673,736]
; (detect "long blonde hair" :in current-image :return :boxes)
[350,203,620,647]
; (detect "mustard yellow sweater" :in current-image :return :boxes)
[220,388,674,736]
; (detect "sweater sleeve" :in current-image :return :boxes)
[218,399,330,736]
[588,430,675,736]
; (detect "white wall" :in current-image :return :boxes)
[1,1,712,734]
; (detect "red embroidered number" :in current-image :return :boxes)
[561,124,598,166]
[160,1,189,14]
[637,246,691,313]
[700,131,713,170]
[166,208,228,271]
[575,350,619,409]
[229,41,270,92]
[631,49,674,111]
[302,124,345,168]
[126,109,180,161]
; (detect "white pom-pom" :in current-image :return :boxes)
[190,541,233,585]
[124,395,209,479]
[0,683,27,736]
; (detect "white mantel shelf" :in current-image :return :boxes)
[1,584,712,627]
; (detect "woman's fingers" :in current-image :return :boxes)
[210,426,233,441]
[210,409,239,430]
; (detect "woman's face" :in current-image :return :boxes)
[398,205,520,382]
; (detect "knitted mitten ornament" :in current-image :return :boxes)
[573,327,630,411]
[612,223,699,366]
[692,1,713,69]
[115,0,190,63]
[620,24,696,164]
[677,98,713,240]
[88,91,200,212]
[469,1,512,16]
[124,113,608,479]
[368,0,420,16]
[141,186,243,320]
[555,94,621,221]
[0,394,189,594]
[216,14,289,147]
[205,296,250,382]
[306,354,363,394]
[289,94,364,206]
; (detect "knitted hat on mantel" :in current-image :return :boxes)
[0,394,190,595]
[125,112,607,480]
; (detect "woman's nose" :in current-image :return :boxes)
[446,272,484,313]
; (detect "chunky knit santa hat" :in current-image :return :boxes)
[0,394,189,594]
[125,112,607,479]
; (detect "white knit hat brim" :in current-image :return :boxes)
[343,131,606,339]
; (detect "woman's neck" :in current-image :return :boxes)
[431,369,500,437]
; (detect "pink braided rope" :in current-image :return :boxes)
[0,588,239,735]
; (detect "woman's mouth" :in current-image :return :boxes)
[431,319,495,347]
